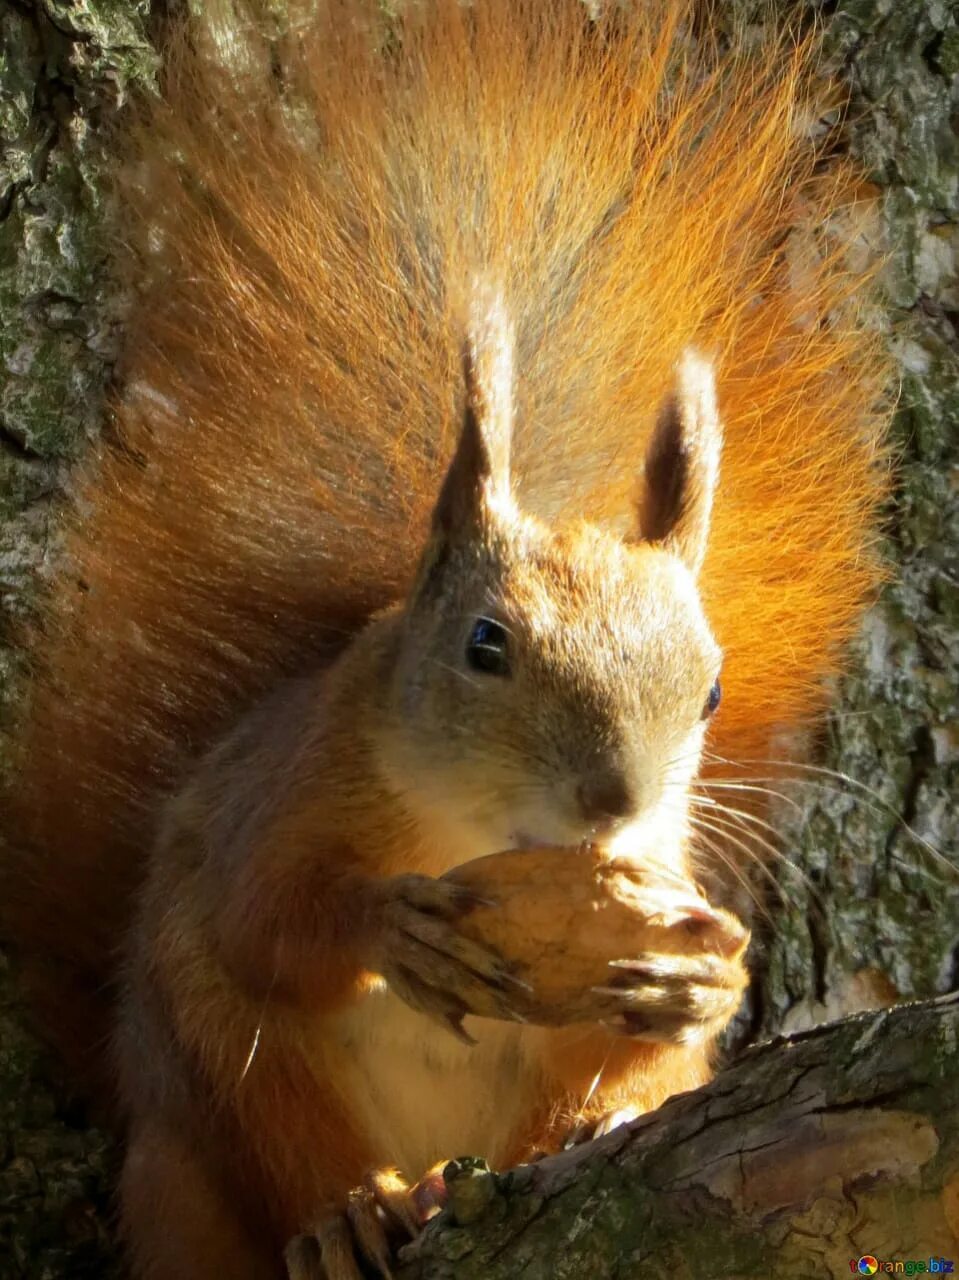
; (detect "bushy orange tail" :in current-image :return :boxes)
[1,0,891,1078]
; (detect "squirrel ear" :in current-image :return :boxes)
[633,350,722,577]
[432,287,513,537]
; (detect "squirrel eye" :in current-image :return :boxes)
[466,618,511,676]
[702,678,722,719]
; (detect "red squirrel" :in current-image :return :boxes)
[1,2,890,1277]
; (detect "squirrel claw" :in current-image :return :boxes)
[563,1105,641,1149]
[500,971,535,994]
[375,874,524,1025]
[347,1187,394,1279]
[442,1013,478,1047]
[286,1216,363,1280]
[592,932,749,1041]
[284,1234,326,1280]
[288,1169,422,1280]
[450,886,500,912]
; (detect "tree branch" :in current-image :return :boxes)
[398,996,959,1278]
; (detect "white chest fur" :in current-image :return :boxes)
[320,987,545,1181]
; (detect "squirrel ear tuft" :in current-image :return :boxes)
[633,349,722,577]
[432,285,513,537]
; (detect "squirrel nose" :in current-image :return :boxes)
[576,771,635,829]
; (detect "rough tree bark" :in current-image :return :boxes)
[0,0,956,1277]
[1,2,154,1275]
[395,995,959,1279]
[756,0,959,1046]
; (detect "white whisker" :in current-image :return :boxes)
[689,807,823,909]
[240,1022,262,1082]
[686,818,770,920]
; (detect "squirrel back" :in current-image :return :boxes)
[1,0,890,1081]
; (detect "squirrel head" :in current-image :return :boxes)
[376,294,722,868]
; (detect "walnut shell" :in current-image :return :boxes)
[444,844,748,1027]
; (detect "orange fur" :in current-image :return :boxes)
[1,0,891,1269]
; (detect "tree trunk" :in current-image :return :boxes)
[1,0,956,1277]
[755,0,959,1045]
[0,2,154,1275]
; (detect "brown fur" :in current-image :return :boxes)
[1,1,891,1274]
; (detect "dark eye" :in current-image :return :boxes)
[702,678,721,719]
[466,618,511,676]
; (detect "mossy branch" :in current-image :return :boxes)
[399,997,959,1279]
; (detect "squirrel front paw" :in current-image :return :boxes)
[590,903,750,1044]
[285,1166,445,1280]
[369,874,527,1041]
[442,847,749,1039]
